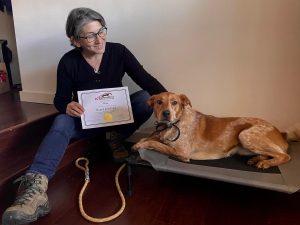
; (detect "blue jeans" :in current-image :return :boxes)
[27,90,152,179]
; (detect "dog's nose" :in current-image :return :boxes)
[162,110,170,118]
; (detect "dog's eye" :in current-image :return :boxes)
[171,101,177,105]
[156,100,162,105]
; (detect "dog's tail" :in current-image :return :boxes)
[282,123,300,141]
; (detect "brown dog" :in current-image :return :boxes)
[132,92,300,169]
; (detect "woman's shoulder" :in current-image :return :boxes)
[58,48,82,69]
[58,49,82,68]
[106,42,127,53]
[106,42,135,60]
[60,48,81,61]
[106,42,125,49]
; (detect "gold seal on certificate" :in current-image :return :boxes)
[78,87,134,129]
[103,112,113,122]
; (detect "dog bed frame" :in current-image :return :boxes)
[126,142,300,194]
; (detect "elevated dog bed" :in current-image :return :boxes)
[130,142,300,194]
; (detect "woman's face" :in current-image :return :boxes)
[74,20,107,55]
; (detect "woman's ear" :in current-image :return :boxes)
[70,36,81,48]
[180,94,192,108]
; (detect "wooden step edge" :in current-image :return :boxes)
[0,115,57,153]
[0,112,58,135]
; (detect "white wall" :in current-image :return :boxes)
[12,0,300,130]
[0,9,20,84]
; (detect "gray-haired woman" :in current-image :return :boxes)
[2,7,166,225]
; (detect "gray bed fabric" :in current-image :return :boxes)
[138,142,300,194]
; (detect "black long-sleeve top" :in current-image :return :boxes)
[54,42,167,113]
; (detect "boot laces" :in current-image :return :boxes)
[13,175,43,206]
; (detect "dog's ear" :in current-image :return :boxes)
[147,95,157,108]
[180,94,192,107]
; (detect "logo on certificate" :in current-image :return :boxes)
[95,92,114,101]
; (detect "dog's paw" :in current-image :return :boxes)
[247,158,258,166]
[247,156,270,169]
[177,156,190,162]
[255,160,271,169]
[131,138,149,151]
[131,142,144,151]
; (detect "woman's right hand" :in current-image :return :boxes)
[66,101,85,117]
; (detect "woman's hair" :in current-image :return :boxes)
[66,7,106,39]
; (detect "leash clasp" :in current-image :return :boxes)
[85,169,90,181]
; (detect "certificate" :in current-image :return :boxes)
[78,87,134,129]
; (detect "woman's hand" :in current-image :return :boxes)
[66,101,85,117]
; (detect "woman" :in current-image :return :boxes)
[2,7,166,225]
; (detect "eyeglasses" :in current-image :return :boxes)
[79,27,107,43]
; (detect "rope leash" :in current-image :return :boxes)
[75,157,126,223]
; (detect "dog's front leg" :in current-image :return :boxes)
[131,137,157,151]
[132,135,160,151]
[132,140,189,161]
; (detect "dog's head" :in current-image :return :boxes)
[147,92,192,122]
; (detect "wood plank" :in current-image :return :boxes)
[0,92,57,131]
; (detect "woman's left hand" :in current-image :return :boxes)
[66,101,85,117]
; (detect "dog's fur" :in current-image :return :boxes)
[132,92,300,169]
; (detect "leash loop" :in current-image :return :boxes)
[75,157,90,181]
[75,157,126,223]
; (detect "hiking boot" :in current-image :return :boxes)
[106,131,129,163]
[2,173,51,225]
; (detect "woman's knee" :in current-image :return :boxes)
[50,114,77,132]
[130,90,150,107]
[130,90,153,123]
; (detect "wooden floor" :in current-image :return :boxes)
[1,91,300,225]
[38,159,300,225]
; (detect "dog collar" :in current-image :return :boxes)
[154,120,180,142]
